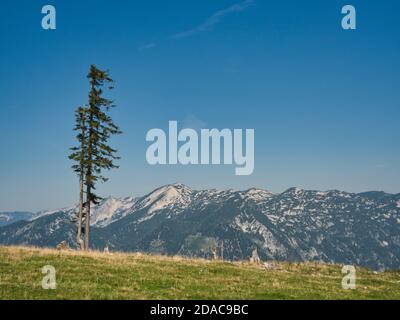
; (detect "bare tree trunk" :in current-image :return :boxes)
[85,185,91,250]
[76,110,86,250]
[76,175,85,250]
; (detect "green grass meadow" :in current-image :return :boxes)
[0,246,399,300]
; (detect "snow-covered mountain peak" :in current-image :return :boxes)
[135,183,193,214]
[169,183,192,190]
[241,188,275,201]
[91,196,136,227]
[283,187,304,196]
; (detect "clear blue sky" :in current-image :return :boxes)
[1,0,399,211]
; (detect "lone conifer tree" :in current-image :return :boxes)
[84,65,121,249]
[69,65,121,250]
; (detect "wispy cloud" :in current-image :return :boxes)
[169,0,254,40]
[138,43,156,51]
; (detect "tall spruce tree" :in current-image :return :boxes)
[69,106,87,250]
[84,65,121,249]
[69,65,121,250]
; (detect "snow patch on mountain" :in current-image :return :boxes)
[31,207,74,221]
[0,214,11,222]
[91,196,136,227]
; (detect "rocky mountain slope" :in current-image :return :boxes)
[1,184,399,270]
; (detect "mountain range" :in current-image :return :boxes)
[1,183,399,270]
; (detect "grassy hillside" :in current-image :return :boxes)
[0,246,399,300]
